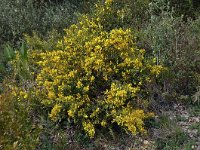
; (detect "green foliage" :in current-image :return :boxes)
[189,104,200,117]
[4,44,15,61]
[68,0,98,13]
[0,0,77,45]
[150,0,200,19]
[168,0,200,19]
[3,41,32,81]
[192,86,200,104]
[140,0,200,102]
[0,80,41,149]
[90,0,150,31]
[189,122,200,136]
[156,128,189,150]
[24,30,62,51]
[155,115,195,150]
[120,0,150,28]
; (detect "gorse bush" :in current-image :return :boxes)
[12,0,165,138]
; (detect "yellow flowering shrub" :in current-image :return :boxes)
[0,79,41,149]
[12,0,164,138]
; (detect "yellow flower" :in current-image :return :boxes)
[49,104,62,121]
[24,93,28,99]
[101,120,107,127]
[151,65,164,76]
[76,81,83,88]
[83,121,95,137]
[48,91,56,99]
[90,76,95,82]
[105,0,113,5]
[68,109,74,117]
[83,86,89,92]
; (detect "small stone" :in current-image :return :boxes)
[194,117,199,122]
[143,140,149,145]
[192,145,195,149]
[192,129,198,135]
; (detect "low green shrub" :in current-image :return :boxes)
[168,0,200,19]
[140,0,200,103]
[156,128,189,150]
[24,30,62,51]
[0,0,77,45]
[90,0,150,31]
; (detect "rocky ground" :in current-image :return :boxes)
[149,103,200,150]
[37,102,200,150]
[112,103,200,150]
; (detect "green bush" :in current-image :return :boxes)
[149,0,200,19]
[140,0,200,102]
[0,0,77,45]
[24,30,62,51]
[90,0,150,31]
[168,0,200,19]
